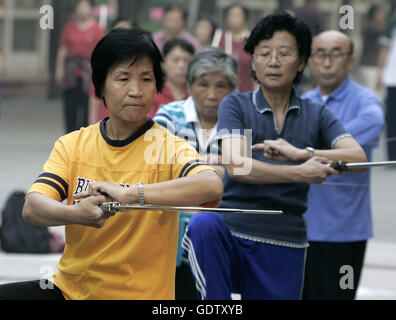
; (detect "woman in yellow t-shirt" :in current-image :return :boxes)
[0,28,222,300]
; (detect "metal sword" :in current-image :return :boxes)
[100,202,283,215]
[330,160,396,171]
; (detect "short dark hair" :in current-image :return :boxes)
[163,38,195,58]
[244,11,312,85]
[91,28,165,98]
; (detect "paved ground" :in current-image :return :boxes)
[0,95,395,299]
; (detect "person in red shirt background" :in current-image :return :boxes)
[212,3,254,92]
[55,0,105,133]
[148,38,195,118]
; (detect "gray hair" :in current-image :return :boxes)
[186,47,238,90]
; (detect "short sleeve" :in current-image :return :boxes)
[171,138,221,208]
[215,94,247,141]
[344,94,384,147]
[28,137,71,202]
[171,138,216,179]
[319,106,351,149]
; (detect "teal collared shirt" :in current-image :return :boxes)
[154,97,220,156]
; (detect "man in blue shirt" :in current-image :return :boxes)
[302,31,385,300]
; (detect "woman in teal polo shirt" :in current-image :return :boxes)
[183,12,368,300]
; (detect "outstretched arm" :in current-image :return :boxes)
[253,136,367,164]
[23,192,113,229]
[75,170,223,207]
[221,137,339,184]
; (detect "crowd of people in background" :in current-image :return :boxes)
[55,1,395,138]
[1,0,395,301]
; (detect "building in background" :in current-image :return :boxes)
[0,0,50,81]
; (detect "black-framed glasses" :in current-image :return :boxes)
[254,51,298,64]
[312,51,351,63]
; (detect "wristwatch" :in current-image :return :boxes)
[306,147,315,159]
[136,182,144,206]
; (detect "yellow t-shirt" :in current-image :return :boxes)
[28,119,219,300]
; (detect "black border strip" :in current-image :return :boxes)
[100,118,155,147]
[34,179,67,201]
[38,173,68,194]
[179,160,205,178]
[183,163,208,177]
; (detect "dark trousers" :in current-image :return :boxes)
[63,77,88,134]
[184,212,306,300]
[302,240,366,300]
[386,87,396,161]
[0,280,65,300]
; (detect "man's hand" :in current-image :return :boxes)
[72,195,115,228]
[297,156,341,184]
[74,181,132,204]
[252,138,307,162]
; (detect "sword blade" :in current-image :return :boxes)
[345,161,396,169]
[100,202,282,215]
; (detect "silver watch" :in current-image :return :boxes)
[306,147,314,159]
[136,182,144,205]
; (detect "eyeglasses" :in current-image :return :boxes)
[253,51,298,64]
[312,51,351,63]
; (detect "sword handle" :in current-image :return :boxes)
[101,202,121,213]
[330,160,349,172]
